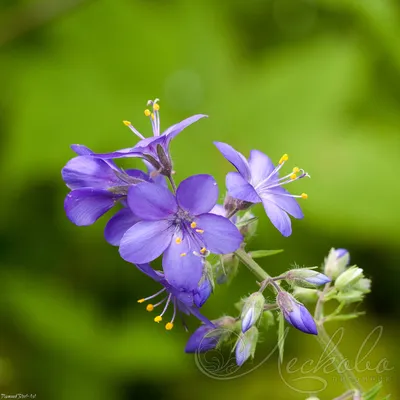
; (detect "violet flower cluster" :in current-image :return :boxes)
[62,98,332,366]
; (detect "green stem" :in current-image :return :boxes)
[234,248,270,281]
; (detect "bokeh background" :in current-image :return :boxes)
[0,0,399,399]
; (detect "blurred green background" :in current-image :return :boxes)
[0,0,399,399]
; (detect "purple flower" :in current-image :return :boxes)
[185,316,236,353]
[62,145,151,227]
[119,174,243,292]
[277,291,317,335]
[214,142,310,237]
[135,263,212,329]
[87,99,207,176]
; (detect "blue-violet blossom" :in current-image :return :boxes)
[119,174,243,292]
[214,142,310,236]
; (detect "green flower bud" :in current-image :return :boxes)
[324,248,350,279]
[353,278,371,294]
[214,254,239,284]
[241,292,265,333]
[235,326,258,366]
[336,290,365,304]
[335,266,364,290]
[292,287,319,302]
[236,211,258,240]
[286,268,331,286]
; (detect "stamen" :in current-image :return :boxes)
[137,288,166,304]
[165,322,173,330]
[200,247,207,254]
[153,103,160,111]
[146,304,154,312]
[180,252,187,257]
[122,120,145,140]
[175,237,182,244]
[292,167,300,173]
[154,316,162,323]
[151,113,155,120]
[290,173,297,180]
[279,154,289,165]
[301,193,308,199]
[165,300,177,330]
[144,109,151,117]
[196,229,204,234]
[190,222,197,229]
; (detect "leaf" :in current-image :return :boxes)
[277,312,285,363]
[249,249,284,259]
[362,382,383,400]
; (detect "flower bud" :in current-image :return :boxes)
[353,278,371,294]
[236,211,258,240]
[286,269,331,286]
[214,254,239,284]
[185,316,236,353]
[335,266,364,290]
[277,291,317,335]
[324,248,350,279]
[292,287,319,303]
[241,292,265,333]
[235,326,258,366]
[336,290,365,304]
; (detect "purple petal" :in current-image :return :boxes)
[104,207,140,246]
[241,308,255,333]
[287,306,317,335]
[135,263,164,282]
[90,147,143,159]
[176,174,218,215]
[119,220,173,263]
[194,278,212,308]
[62,156,121,190]
[248,150,276,186]
[71,144,93,155]
[261,198,292,237]
[125,169,152,182]
[163,114,208,140]
[226,172,261,203]
[195,213,243,254]
[162,234,204,291]
[185,324,220,353]
[64,188,118,226]
[263,188,303,219]
[214,142,251,181]
[210,204,226,217]
[127,182,177,220]
[305,273,331,286]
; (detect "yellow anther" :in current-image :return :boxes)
[279,154,289,164]
[190,222,197,229]
[200,247,207,254]
[165,322,174,330]
[123,120,131,126]
[180,252,187,257]
[290,174,297,180]
[175,237,182,244]
[151,113,155,120]
[153,103,160,111]
[154,316,162,323]
[146,304,154,312]
[144,109,151,117]
[301,193,308,199]
[292,167,300,173]
[196,229,204,234]
[137,298,145,303]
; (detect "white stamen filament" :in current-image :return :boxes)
[141,288,166,302]
[159,294,172,317]
[254,160,286,190]
[127,124,145,140]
